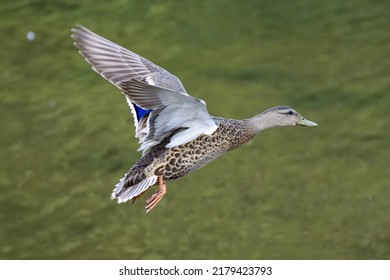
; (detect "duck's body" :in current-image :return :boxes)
[117,110,306,202]
[116,117,254,202]
[71,25,317,213]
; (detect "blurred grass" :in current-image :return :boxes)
[0,0,389,259]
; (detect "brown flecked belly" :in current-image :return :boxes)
[153,135,227,181]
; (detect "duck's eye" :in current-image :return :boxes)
[286,110,294,115]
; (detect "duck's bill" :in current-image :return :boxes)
[296,118,318,127]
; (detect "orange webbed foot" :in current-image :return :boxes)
[145,176,166,214]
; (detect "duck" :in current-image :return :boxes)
[71,24,317,213]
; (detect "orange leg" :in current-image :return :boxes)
[145,176,166,214]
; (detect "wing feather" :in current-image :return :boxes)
[71,24,188,94]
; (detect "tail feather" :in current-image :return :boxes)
[111,175,158,203]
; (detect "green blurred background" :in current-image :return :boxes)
[1,0,389,259]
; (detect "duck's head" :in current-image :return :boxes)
[249,106,317,132]
[270,106,318,127]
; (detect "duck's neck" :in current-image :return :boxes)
[246,112,279,134]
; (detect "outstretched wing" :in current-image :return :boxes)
[71,24,218,151]
[71,24,188,93]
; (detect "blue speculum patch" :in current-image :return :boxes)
[133,102,151,121]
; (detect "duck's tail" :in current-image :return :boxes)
[111,175,158,203]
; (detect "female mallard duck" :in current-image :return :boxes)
[71,24,317,213]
